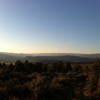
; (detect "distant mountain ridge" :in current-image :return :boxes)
[25,55,95,63]
[0,52,99,62]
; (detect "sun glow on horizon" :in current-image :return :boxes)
[0,48,99,54]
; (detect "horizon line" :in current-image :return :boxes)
[0,51,100,55]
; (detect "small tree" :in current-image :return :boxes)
[14,60,24,72]
[65,62,72,72]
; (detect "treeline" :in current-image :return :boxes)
[0,60,73,73]
[0,60,100,100]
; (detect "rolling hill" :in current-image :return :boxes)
[0,52,99,63]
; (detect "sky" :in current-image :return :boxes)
[0,0,100,54]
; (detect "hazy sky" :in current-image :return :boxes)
[0,0,100,53]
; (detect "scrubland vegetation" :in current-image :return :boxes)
[0,59,100,100]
